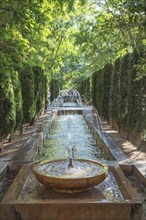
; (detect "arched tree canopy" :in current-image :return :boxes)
[0,0,146,142]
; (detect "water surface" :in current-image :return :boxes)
[41,114,103,161]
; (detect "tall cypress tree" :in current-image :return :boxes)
[33,66,45,115]
[80,80,85,96]
[109,57,121,129]
[0,71,16,143]
[11,71,23,131]
[79,77,90,102]
[54,79,59,98]
[96,69,103,115]
[102,63,113,121]
[92,72,97,107]
[19,64,35,127]
[128,49,146,146]
[43,73,49,110]
[119,54,130,131]
[85,77,91,102]
[50,78,59,102]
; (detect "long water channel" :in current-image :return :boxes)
[19,113,123,200]
[41,114,104,162]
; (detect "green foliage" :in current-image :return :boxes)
[11,71,23,130]
[109,58,121,126]
[102,63,113,121]
[92,72,97,107]
[79,77,91,102]
[78,79,85,97]
[33,66,45,115]
[128,49,146,134]
[55,80,60,99]
[0,0,145,142]
[19,64,35,125]
[135,49,146,79]
[85,77,91,102]
[119,54,131,128]
[50,79,59,102]
[43,74,49,110]
[0,71,16,140]
[96,69,103,115]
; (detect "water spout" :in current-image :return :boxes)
[67,117,72,131]
[68,157,73,168]
[67,144,75,168]
[66,116,75,167]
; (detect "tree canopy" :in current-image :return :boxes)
[1,0,145,88]
[0,0,145,144]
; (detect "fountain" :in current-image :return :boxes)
[32,114,108,193]
[32,159,108,193]
[49,89,83,108]
[1,90,142,220]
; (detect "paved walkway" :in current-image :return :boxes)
[102,120,146,178]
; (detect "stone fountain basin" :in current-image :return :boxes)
[31,159,108,193]
[1,164,142,220]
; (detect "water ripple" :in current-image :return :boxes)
[41,115,104,161]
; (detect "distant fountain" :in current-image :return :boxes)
[49,89,83,108]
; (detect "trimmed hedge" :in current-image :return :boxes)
[33,66,45,115]
[95,69,103,115]
[43,74,49,110]
[0,72,16,140]
[109,57,121,128]
[50,78,59,102]
[91,49,146,144]
[92,72,98,107]
[11,71,23,131]
[127,50,146,141]
[102,63,113,121]
[19,64,36,125]
[79,77,91,102]
[0,63,48,140]
[119,54,131,130]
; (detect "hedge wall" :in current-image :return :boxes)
[102,63,113,121]
[11,71,23,131]
[0,72,16,141]
[127,50,146,144]
[33,66,47,115]
[119,54,131,130]
[95,69,103,115]
[92,72,97,107]
[19,64,36,125]
[0,64,48,141]
[91,49,146,144]
[109,57,121,128]
[50,78,60,102]
[79,77,91,102]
